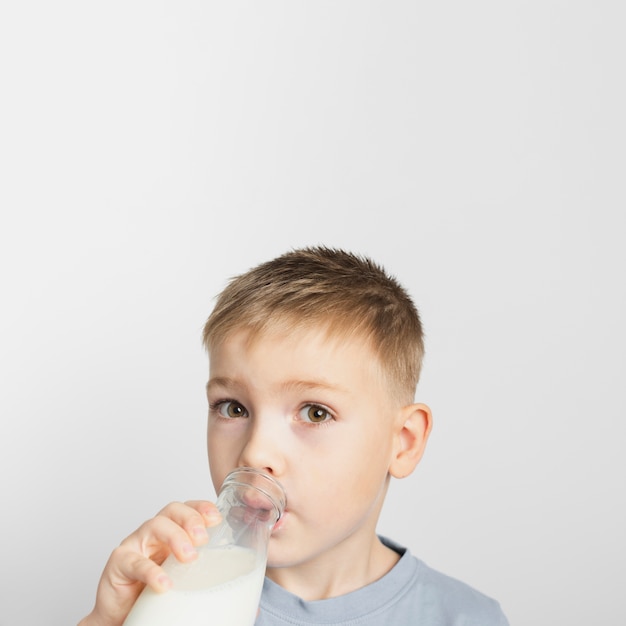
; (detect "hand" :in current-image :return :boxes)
[78,500,221,626]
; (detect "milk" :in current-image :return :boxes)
[123,546,265,626]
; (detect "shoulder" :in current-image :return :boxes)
[416,560,508,624]
[382,537,510,626]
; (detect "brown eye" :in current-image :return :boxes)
[218,401,248,418]
[301,405,331,424]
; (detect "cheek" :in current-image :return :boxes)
[338,436,394,495]
[349,424,394,465]
[306,447,379,501]
[207,424,243,467]
[207,440,238,494]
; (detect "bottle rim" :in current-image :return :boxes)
[219,467,287,520]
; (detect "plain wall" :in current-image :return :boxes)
[1,2,624,625]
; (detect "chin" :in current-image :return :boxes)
[266,529,306,569]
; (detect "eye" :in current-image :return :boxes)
[214,401,249,419]
[299,404,333,424]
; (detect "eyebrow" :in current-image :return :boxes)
[206,377,346,396]
[279,379,346,394]
[206,377,239,395]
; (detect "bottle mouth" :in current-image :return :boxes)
[220,468,287,521]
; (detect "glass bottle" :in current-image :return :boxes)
[123,467,286,626]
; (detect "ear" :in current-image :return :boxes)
[389,403,433,479]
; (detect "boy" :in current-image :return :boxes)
[79,246,509,625]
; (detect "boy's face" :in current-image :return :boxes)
[206,325,405,570]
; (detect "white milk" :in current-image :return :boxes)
[123,546,265,626]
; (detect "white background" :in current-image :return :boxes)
[1,2,624,625]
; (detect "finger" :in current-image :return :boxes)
[123,513,201,564]
[184,500,222,527]
[154,501,221,547]
[127,553,173,594]
[108,545,173,594]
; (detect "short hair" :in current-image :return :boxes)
[202,246,424,403]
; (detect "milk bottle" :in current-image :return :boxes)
[123,468,286,626]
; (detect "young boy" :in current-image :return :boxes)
[79,246,509,625]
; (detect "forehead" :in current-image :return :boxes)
[208,324,387,392]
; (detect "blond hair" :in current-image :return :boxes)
[202,246,424,403]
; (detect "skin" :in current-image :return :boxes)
[78,325,432,625]
[206,326,432,601]
[78,501,222,626]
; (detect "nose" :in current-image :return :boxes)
[238,417,285,476]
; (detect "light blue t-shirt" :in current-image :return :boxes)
[256,537,509,625]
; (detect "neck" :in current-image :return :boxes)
[265,534,400,601]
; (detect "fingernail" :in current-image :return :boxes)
[157,575,172,591]
[182,542,195,554]
[192,526,208,540]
